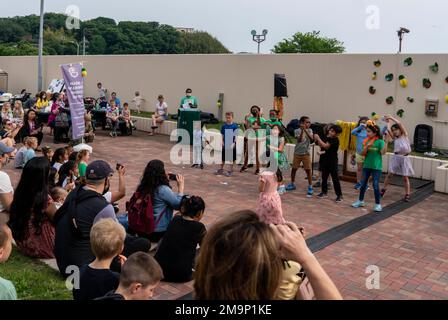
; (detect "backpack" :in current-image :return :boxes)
[126,191,166,237]
[55,112,69,128]
[286,119,299,137]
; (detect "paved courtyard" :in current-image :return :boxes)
[5,128,448,300]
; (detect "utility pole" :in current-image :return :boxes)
[83,29,86,55]
[37,0,44,92]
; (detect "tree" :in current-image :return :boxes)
[273,31,345,53]
[178,31,230,54]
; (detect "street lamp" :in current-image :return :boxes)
[251,29,268,54]
[397,27,410,53]
[37,0,44,92]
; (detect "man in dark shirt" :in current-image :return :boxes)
[54,160,150,277]
[313,125,343,202]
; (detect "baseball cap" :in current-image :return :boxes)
[0,142,15,156]
[86,160,114,180]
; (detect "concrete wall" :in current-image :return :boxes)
[1,53,448,148]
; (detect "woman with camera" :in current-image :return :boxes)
[128,159,184,243]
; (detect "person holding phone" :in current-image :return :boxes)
[20,109,44,147]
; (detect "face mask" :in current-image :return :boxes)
[251,110,258,116]
[186,93,191,97]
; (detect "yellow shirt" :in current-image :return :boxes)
[36,98,49,110]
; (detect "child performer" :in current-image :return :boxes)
[256,168,285,225]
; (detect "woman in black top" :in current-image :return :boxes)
[20,109,44,146]
[314,124,343,202]
[154,196,206,283]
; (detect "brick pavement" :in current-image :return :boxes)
[5,128,448,300]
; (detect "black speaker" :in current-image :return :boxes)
[413,124,433,153]
[274,73,288,97]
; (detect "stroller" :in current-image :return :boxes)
[53,110,70,143]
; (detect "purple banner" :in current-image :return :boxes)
[61,63,85,140]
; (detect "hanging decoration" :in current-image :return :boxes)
[407,97,414,103]
[369,86,376,95]
[385,73,394,82]
[374,60,381,67]
[335,121,357,152]
[429,62,439,73]
[81,67,87,77]
[403,57,413,66]
[370,112,380,121]
[372,72,377,80]
[396,109,405,118]
[422,78,432,89]
[445,94,448,104]
[386,96,394,105]
[399,75,408,88]
[445,76,448,84]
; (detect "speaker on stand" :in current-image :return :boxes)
[274,74,288,97]
[413,124,433,153]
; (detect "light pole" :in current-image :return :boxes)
[397,27,410,53]
[70,41,80,55]
[251,29,268,54]
[37,0,44,92]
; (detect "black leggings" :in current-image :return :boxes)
[321,163,342,197]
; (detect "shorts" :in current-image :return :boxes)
[355,153,365,164]
[222,147,236,163]
[292,154,311,170]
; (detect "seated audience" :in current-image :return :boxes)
[35,91,49,111]
[14,137,38,169]
[57,160,78,191]
[0,219,17,300]
[155,195,206,282]
[77,150,90,177]
[96,252,162,301]
[0,143,15,215]
[8,157,58,259]
[150,95,168,136]
[106,100,120,137]
[54,160,150,276]
[51,147,68,171]
[84,112,95,143]
[42,146,54,163]
[20,109,44,146]
[194,210,342,300]
[73,218,126,301]
[128,159,184,242]
[0,119,20,147]
[50,187,67,210]
[13,100,25,121]
[1,102,13,121]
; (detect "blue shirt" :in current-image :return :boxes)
[153,185,183,232]
[351,125,368,154]
[114,98,121,108]
[221,122,239,149]
[23,148,36,166]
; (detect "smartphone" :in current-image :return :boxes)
[168,173,177,181]
[116,163,123,171]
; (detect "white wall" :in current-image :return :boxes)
[1,53,448,148]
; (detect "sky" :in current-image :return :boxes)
[2,0,447,54]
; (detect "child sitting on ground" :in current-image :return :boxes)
[50,187,68,210]
[96,252,163,300]
[14,137,38,169]
[73,218,127,301]
[256,168,285,225]
[0,219,17,300]
[154,195,206,283]
[76,149,90,177]
[42,146,54,163]
[84,112,95,143]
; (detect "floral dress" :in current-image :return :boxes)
[256,171,285,225]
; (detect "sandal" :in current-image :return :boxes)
[404,194,411,202]
[380,188,387,198]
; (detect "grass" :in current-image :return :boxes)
[0,249,72,300]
